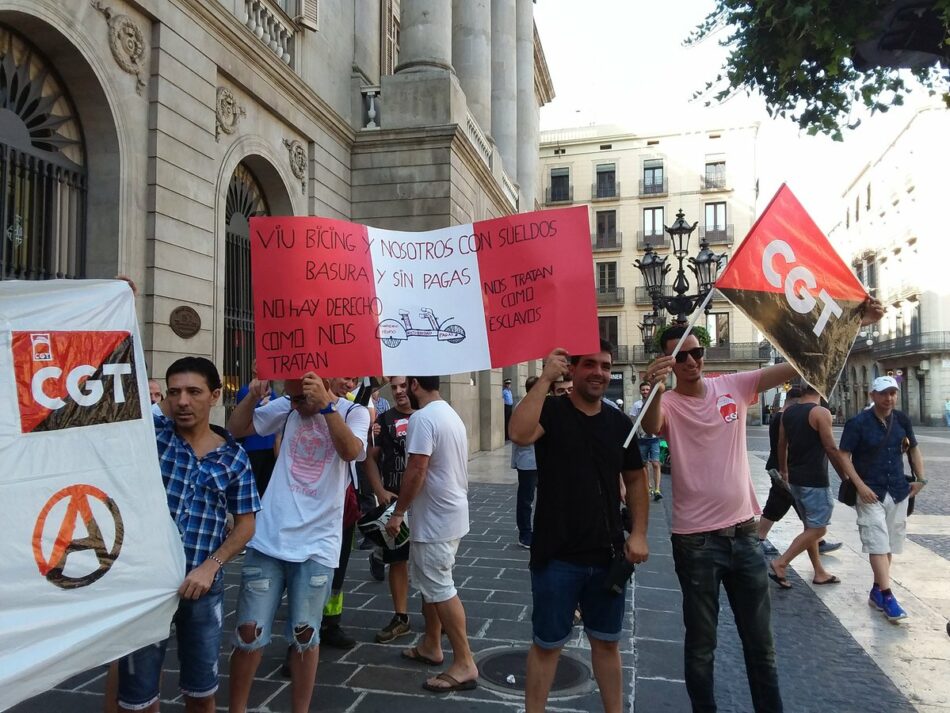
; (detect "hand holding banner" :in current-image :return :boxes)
[715,184,869,399]
[250,207,600,378]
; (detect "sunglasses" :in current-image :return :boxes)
[674,347,705,363]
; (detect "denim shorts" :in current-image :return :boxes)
[639,437,660,463]
[232,548,334,652]
[530,559,627,649]
[118,575,224,709]
[789,484,834,528]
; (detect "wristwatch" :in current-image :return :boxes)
[319,402,335,415]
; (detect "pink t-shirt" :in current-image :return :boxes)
[659,371,761,534]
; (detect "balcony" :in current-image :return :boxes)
[592,181,621,201]
[243,0,299,65]
[635,285,672,305]
[545,185,573,205]
[592,232,622,252]
[699,224,735,246]
[868,331,950,360]
[596,287,625,306]
[701,175,729,191]
[705,342,766,362]
[612,345,633,364]
[639,178,668,196]
[637,230,668,250]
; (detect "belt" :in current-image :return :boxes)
[705,517,757,538]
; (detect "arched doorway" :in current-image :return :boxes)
[223,162,269,411]
[0,24,86,281]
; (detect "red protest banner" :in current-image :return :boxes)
[716,184,868,398]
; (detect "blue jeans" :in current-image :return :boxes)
[671,532,782,713]
[516,469,537,538]
[118,575,224,708]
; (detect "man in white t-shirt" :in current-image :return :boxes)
[384,375,478,693]
[226,372,368,713]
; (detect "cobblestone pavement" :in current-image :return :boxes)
[13,432,950,712]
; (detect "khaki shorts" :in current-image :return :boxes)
[856,493,908,555]
[409,539,460,604]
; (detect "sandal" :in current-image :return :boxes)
[402,646,443,666]
[422,672,478,693]
[813,575,841,585]
[767,561,792,589]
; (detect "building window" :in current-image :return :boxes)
[704,161,726,189]
[599,315,619,345]
[855,194,860,222]
[866,184,871,210]
[0,27,86,281]
[595,163,616,198]
[596,210,616,240]
[224,163,269,414]
[597,262,617,290]
[642,159,664,194]
[705,202,727,231]
[706,312,730,345]
[549,166,570,202]
[643,206,664,237]
[381,0,401,75]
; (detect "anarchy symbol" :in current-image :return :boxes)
[32,484,124,589]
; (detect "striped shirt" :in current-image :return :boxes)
[154,413,260,570]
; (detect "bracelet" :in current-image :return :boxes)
[208,554,225,569]
[319,402,335,415]
[915,477,928,485]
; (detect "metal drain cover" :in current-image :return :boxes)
[475,646,592,696]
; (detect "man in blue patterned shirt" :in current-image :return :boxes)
[117,357,260,713]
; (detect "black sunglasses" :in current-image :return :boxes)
[674,347,705,363]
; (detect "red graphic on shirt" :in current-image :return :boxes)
[394,418,409,438]
[717,394,738,424]
[287,419,334,495]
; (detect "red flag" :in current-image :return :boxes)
[715,184,868,399]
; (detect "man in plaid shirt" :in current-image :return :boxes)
[117,357,260,713]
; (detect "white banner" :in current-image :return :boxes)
[0,280,185,711]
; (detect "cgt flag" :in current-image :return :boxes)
[716,184,868,399]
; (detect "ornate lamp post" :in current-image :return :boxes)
[635,209,727,325]
[638,311,659,355]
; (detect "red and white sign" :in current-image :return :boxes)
[250,207,600,379]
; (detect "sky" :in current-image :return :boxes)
[532,0,933,230]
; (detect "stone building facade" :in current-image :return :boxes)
[828,105,950,426]
[0,0,553,450]
[538,124,769,414]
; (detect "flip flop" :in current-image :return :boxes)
[813,575,841,585]
[402,646,444,666]
[422,672,478,693]
[767,561,792,589]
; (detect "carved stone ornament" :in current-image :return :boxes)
[215,87,246,140]
[283,139,307,180]
[169,306,201,339]
[92,1,147,95]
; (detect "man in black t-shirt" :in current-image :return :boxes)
[364,376,414,643]
[510,341,649,713]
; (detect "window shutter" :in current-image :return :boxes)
[296,0,318,31]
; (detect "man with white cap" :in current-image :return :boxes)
[838,375,926,621]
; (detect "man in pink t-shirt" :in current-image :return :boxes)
[641,325,796,713]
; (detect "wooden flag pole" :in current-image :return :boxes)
[623,289,716,450]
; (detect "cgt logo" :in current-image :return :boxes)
[13,331,142,433]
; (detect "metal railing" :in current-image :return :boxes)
[705,342,765,361]
[596,286,625,306]
[867,331,950,359]
[545,185,573,204]
[637,230,668,250]
[639,178,667,196]
[592,181,620,200]
[592,232,622,251]
[699,224,735,245]
[634,285,672,305]
[612,345,632,364]
[701,175,728,191]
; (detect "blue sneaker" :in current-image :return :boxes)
[882,593,908,622]
[868,585,884,611]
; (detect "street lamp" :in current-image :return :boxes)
[638,311,659,355]
[635,208,727,324]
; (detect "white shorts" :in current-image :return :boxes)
[856,493,908,555]
[409,539,461,604]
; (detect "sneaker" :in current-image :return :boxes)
[760,539,779,556]
[375,614,411,643]
[818,540,843,554]
[868,584,884,611]
[369,551,385,581]
[653,490,663,501]
[320,623,356,649]
[881,593,908,621]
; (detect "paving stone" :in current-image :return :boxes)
[268,682,359,712]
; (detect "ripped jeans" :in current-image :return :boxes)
[232,548,333,652]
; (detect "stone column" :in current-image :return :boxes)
[491,0,518,178]
[516,0,538,211]
[452,0,492,135]
[396,0,453,73]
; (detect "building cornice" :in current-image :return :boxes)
[534,23,555,106]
